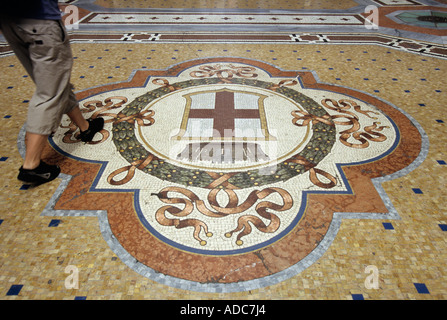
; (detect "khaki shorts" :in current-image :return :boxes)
[1,18,78,135]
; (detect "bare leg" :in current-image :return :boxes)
[22,106,89,170]
[66,105,104,143]
[67,105,89,132]
[23,132,49,170]
[19,131,61,184]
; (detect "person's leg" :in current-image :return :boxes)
[50,21,104,142]
[67,106,89,132]
[18,108,104,184]
[4,19,103,184]
[18,131,61,185]
[66,104,105,142]
[22,132,48,170]
[0,19,60,184]
[0,19,35,81]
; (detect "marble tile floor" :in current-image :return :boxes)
[0,0,446,301]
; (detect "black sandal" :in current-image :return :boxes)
[18,161,61,185]
[79,117,104,142]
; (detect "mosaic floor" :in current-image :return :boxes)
[0,0,446,302]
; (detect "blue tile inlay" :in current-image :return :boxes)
[4,115,12,119]
[20,184,31,190]
[48,219,61,227]
[0,157,8,161]
[0,219,3,225]
[383,222,394,230]
[437,160,446,165]
[412,188,423,194]
[414,283,430,294]
[351,294,364,300]
[436,119,444,123]
[6,285,23,296]
[439,224,447,231]
[74,296,87,300]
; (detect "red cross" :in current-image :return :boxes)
[187,90,260,137]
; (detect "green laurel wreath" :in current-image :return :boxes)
[112,77,336,189]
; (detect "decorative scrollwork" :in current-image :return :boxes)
[107,154,155,185]
[152,186,293,246]
[60,96,128,144]
[289,98,389,188]
[268,79,298,91]
[291,110,333,127]
[286,155,337,189]
[321,99,389,148]
[190,64,258,83]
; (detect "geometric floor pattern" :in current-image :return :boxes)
[1,0,446,301]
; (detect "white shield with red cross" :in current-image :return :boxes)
[173,88,275,163]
